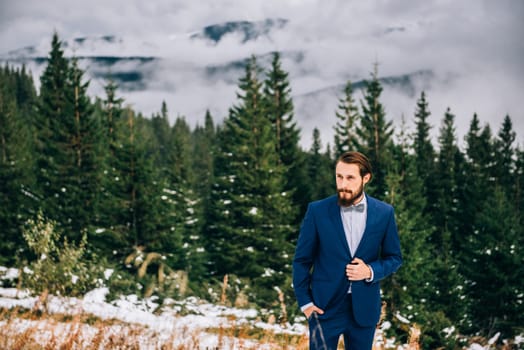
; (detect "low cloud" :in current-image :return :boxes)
[1,0,522,149]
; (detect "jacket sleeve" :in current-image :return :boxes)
[292,203,317,308]
[368,206,402,282]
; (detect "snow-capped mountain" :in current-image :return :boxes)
[0,18,436,147]
[190,18,288,44]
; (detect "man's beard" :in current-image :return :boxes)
[337,182,364,207]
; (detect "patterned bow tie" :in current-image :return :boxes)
[343,202,366,213]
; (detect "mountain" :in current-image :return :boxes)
[0,18,436,147]
[190,18,288,43]
[0,19,294,89]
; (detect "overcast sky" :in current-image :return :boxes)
[1,0,523,149]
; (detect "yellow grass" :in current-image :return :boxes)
[0,306,309,350]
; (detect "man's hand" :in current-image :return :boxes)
[304,305,324,319]
[346,257,372,281]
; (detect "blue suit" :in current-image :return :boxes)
[292,194,402,348]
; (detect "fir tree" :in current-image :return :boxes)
[385,168,436,347]
[431,108,467,327]
[96,99,162,271]
[515,147,524,224]
[0,65,37,264]
[191,110,216,202]
[207,56,294,308]
[120,112,174,261]
[62,57,102,236]
[150,101,172,172]
[35,34,101,241]
[34,32,71,222]
[462,186,523,339]
[93,80,128,256]
[333,80,359,155]
[385,120,457,348]
[162,116,199,273]
[457,115,496,258]
[464,114,495,186]
[188,110,217,284]
[433,108,461,246]
[356,64,394,198]
[263,52,303,225]
[493,115,516,198]
[306,128,334,203]
[100,79,125,154]
[412,91,438,216]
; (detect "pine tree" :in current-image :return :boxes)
[100,79,125,154]
[306,128,334,204]
[412,91,438,216]
[0,65,37,264]
[430,108,467,326]
[464,114,495,186]
[207,56,295,308]
[95,95,162,272]
[34,34,101,241]
[493,115,516,198]
[457,115,496,257]
[121,111,186,296]
[97,90,188,295]
[459,114,523,340]
[162,115,199,274]
[118,112,171,257]
[34,33,71,222]
[191,110,216,202]
[263,52,303,225]
[62,57,102,236]
[263,52,298,164]
[333,80,359,155]
[516,147,524,224]
[150,101,172,172]
[93,80,128,255]
[188,110,217,284]
[385,119,458,348]
[433,108,461,246]
[462,185,523,339]
[356,64,394,198]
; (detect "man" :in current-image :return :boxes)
[292,151,402,350]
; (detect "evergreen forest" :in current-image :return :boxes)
[1,33,523,349]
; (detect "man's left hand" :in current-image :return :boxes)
[346,257,372,281]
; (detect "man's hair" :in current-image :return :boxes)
[337,151,373,180]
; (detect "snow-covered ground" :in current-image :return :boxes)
[0,266,521,349]
[0,265,310,349]
[0,285,308,349]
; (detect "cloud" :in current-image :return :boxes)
[1,0,523,149]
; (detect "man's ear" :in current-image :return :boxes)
[363,173,371,185]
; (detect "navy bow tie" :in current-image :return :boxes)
[343,203,366,213]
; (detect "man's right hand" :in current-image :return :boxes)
[304,305,325,319]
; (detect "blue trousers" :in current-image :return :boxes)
[308,294,375,350]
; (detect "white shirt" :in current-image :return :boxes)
[340,195,367,256]
[340,195,374,294]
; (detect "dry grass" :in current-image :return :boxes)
[0,306,308,350]
[0,287,426,350]
[0,281,425,350]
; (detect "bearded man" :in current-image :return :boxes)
[292,151,402,350]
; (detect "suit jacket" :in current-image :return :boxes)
[292,193,402,327]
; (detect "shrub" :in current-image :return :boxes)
[21,211,104,297]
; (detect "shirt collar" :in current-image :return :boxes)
[340,193,367,212]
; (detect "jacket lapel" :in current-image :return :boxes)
[354,194,378,256]
[328,197,351,257]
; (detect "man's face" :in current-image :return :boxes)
[335,162,370,207]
